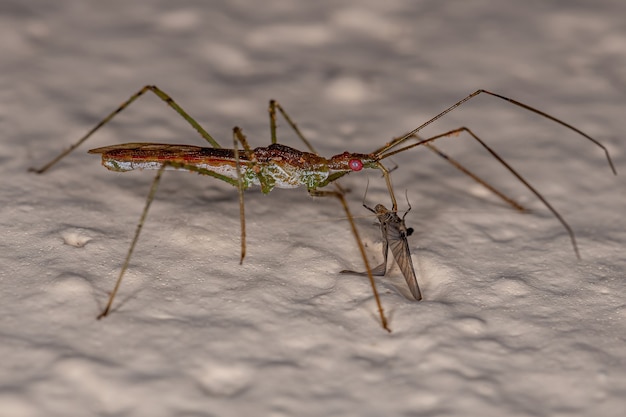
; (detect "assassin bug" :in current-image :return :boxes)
[30,85,616,331]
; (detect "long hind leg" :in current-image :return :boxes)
[97,164,167,319]
[30,85,222,173]
[95,159,243,319]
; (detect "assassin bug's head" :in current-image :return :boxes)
[329,152,377,172]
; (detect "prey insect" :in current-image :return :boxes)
[341,200,422,302]
[30,85,616,332]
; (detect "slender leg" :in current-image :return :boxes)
[310,188,391,332]
[423,142,525,211]
[374,89,616,177]
[96,158,246,319]
[269,100,316,152]
[415,138,526,211]
[30,85,222,174]
[270,100,390,330]
[340,202,390,277]
[341,191,421,298]
[231,125,283,263]
[232,126,260,264]
[97,163,168,319]
[232,129,246,264]
[375,128,526,211]
[272,98,528,213]
[388,127,582,259]
[375,162,398,211]
[269,100,354,194]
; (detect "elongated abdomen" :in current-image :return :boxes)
[88,143,241,170]
[88,142,336,191]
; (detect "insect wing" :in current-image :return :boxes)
[340,205,422,301]
[386,218,422,301]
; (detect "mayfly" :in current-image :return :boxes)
[30,85,616,332]
[341,201,422,301]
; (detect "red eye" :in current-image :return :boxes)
[349,159,363,171]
